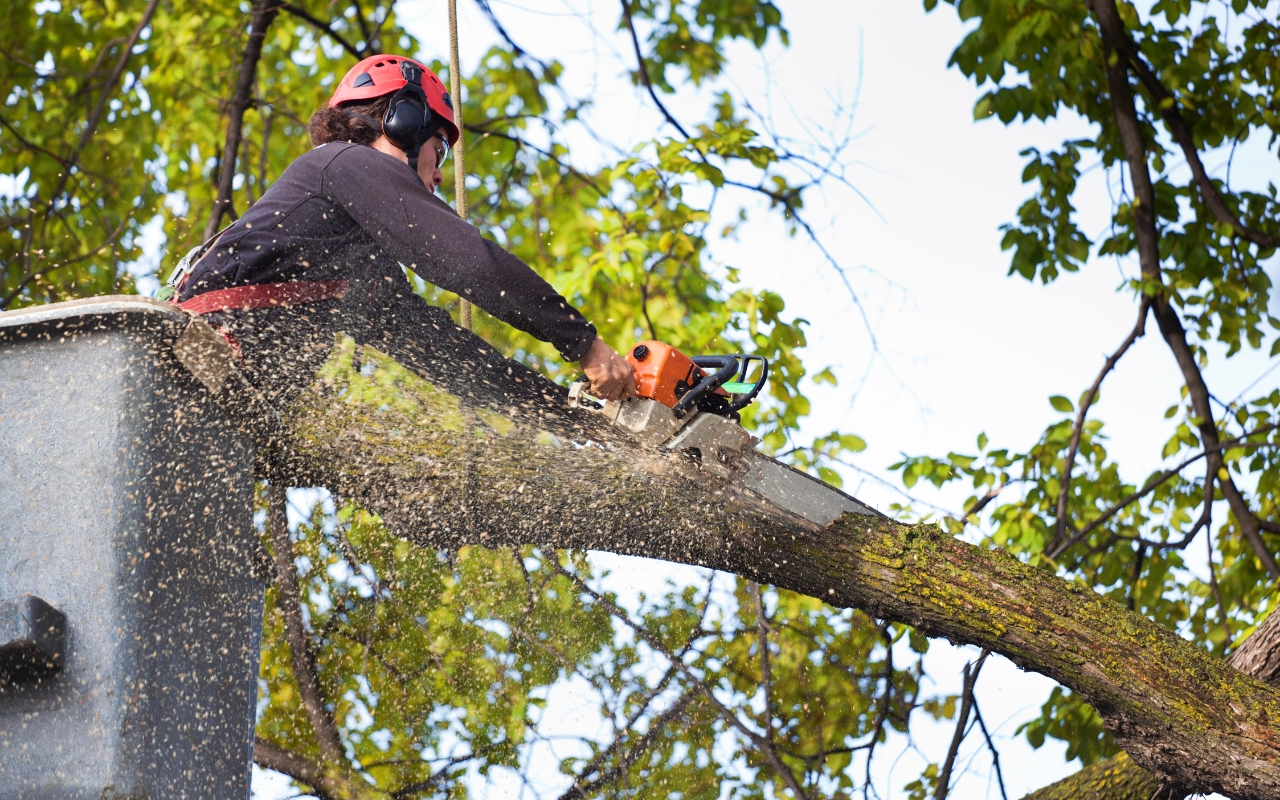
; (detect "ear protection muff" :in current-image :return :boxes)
[382,61,440,172]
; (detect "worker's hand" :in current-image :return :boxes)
[580,335,637,402]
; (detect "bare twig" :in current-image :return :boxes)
[1208,527,1234,648]
[558,565,809,799]
[474,0,551,73]
[1051,298,1149,552]
[560,690,698,799]
[750,582,776,740]
[1127,543,1147,611]
[934,649,989,800]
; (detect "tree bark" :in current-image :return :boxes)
[1023,609,1280,799]
[203,0,279,241]
[257,323,1280,800]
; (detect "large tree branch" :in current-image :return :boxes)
[203,0,280,241]
[1024,609,1280,799]
[1087,0,1279,581]
[262,322,1280,798]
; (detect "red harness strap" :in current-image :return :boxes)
[176,280,351,315]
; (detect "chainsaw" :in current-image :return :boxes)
[569,341,877,526]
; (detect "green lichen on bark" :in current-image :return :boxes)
[1022,752,1159,800]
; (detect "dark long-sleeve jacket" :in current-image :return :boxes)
[179,141,597,361]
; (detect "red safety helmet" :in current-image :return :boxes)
[329,55,459,146]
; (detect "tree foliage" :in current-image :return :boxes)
[897,0,1280,782]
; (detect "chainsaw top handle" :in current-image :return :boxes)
[701,354,769,412]
[671,356,735,419]
[669,354,770,419]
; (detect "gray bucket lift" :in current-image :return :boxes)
[0,297,268,799]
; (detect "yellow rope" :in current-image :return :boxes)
[447,0,471,330]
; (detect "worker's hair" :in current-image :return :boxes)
[309,96,393,147]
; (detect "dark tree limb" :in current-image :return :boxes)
[1087,0,1279,581]
[203,0,281,241]
[935,649,988,800]
[252,737,342,800]
[1100,26,1279,250]
[268,482,347,766]
[1050,299,1148,553]
[970,701,1008,800]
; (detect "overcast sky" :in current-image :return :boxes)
[256,1,1278,797]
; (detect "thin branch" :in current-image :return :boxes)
[280,3,362,59]
[934,649,989,800]
[558,564,809,799]
[1048,423,1276,559]
[474,0,552,73]
[1051,298,1149,552]
[750,582,776,742]
[48,0,161,205]
[1127,543,1147,611]
[969,702,1008,800]
[1208,525,1233,649]
[268,483,347,765]
[618,0,690,138]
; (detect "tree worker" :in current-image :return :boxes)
[168,54,636,410]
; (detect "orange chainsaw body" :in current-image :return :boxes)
[627,340,706,408]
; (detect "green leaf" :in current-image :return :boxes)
[1049,395,1075,413]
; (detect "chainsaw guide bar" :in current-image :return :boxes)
[567,378,878,527]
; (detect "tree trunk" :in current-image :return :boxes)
[257,317,1280,800]
[1024,610,1280,799]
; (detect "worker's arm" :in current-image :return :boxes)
[324,146,598,361]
